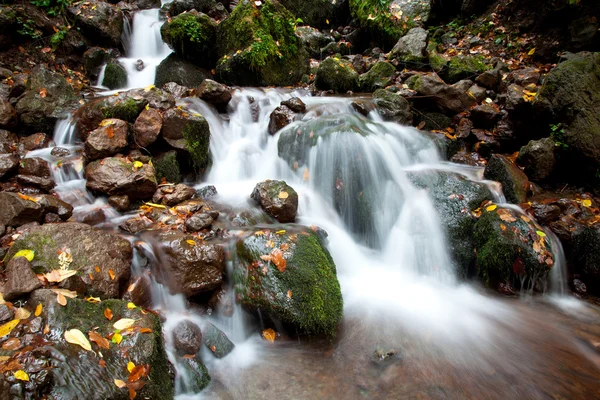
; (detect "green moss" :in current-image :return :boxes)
[101,62,127,90]
[358,61,396,92]
[235,228,343,338]
[315,57,358,93]
[101,97,145,122]
[446,55,491,83]
[153,150,182,184]
[5,233,58,273]
[182,117,211,172]
[161,12,216,68]
[349,0,417,47]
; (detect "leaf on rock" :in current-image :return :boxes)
[582,199,592,207]
[536,230,546,238]
[278,191,289,199]
[271,249,286,272]
[51,289,78,298]
[89,331,110,349]
[112,331,123,344]
[104,308,113,321]
[139,328,152,334]
[133,161,143,169]
[14,370,29,381]
[127,302,137,309]
[106,125,115,139]
[114,379,127,388]
[128,364,148,382]
[262,328,276,342]
[2,338,21,350]
[34,303,42,317]
[186,240,196,247]
[86,296,101,303]
[39,88,48,98]
[56,293,67,306]
[108,269,116,280]
[127,361,135,373]
[486,204,497,211]
[44,269,77,283]
[114,318,136,330]
[14,308,31,320]
[13,249,35,261]
[64,329,92,351]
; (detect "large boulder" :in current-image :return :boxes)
[84,118,129,160]
[268,105,294,135]
[133,108,162,148]
[315,56,358,93]
[160,11,217,69]
[101,62,128,90]
[536,52,600,175]
[15,66,79,133]
[154,53,211,88]
[85,157,157,200]
[5,223,132,299]
[474,206,554,291]
[216,0,309,86]
[295,26,335,59]
[406,73,476,114]
[161,108,211,172]
[278,0,350,28]
[358,61,396,92]
[389,27,428,65]
[517,137,556,182]
[153,231,225,298]
[196,79,232,109]
[445,55,491,84]
[234,226,343,337]
[251,180,298,223]
[373,88,413,124]
[69,1,124,47]
[484,154,529,204]
[0,192,72,227]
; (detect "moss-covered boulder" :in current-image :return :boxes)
[160,11,217,69]
[234,226,343,337]
[28,292,173,399]
[5,223,132,299]
[153,150,183,183]
[69,1,124,47]
[74,95,147,140]
[295,26,335,58]
[473,206,555,291]
[408,171,494,277]
[483,154,529,204]
[358,61,396,92]
[445,55,492,84]
[155,53,211,88]
[251,180,298,223]
[315,56,358,93]
[216,0,309,86]
[161,107,211,173]
[101,62,128,90]
[373,88,413,124]
[278,0,350,28]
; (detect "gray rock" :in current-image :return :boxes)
[196,79,232,108]
[17,175,56,192]
[0,153,19,179]
[69,1,124,47]
[390,27,428,64]
[484,154,529,204]
[0,304,14,323]
[173,320,202,356]
[407,73,476,114]
[281,97,306,113]
[185,212,215,232]
[251,180,298,223]
[0,98,17,129]
[517,138,556,182]
[0,192,44,226]
[18,157,50,178]
[203,321,235,358]
[373,89,413,124]
[108,195,130,212]
[155,53,211,88]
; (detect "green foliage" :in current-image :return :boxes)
[16,17,42,39]
[50,25,69,49]
[550,123,569,150]
[349,0,414,46]
[30,0,72,16]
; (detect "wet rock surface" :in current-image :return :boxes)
[251,180,298,223]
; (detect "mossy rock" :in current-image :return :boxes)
[177,355,211,393]
[160,11,217,69]
[28,292,174,400]
[445,55,491,84]
[473,206,554,290]
[153,150,183,184]
[154,53,211,87]
[101,62,128,90]
[372,88,413,124]
[278,0,350,28]
[234,226,343,338]
[358,61,396,92]
[315,57,358,93]
[215,0,309,86]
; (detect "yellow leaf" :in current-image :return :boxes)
[486,204,497,211]
[133,161,143,169]
[51,289,78,298]
[114,379,127,388]
[536,230,546,238]
[13,249,35,261]
[86,296,101,303]
[278,191,289,199]
[113,318,136,330]
[127,361,135,373]
[0,319,19,336]
[112,331,122,344]
[127,302,137,309]
[254,230,265,236]
[262,328,276,342]
[144,202,166,209]
[528,48,536,56]
[99,119,116,127]
[582,199,592,207]
[144,104,149,111]
[326,19,329,24]
[14,308,31,320]
[186,239,196,246]
[34,303,42,317]
[57,293,67,306]
[144,84,155,92]
[64,329,92,351]
[275,230,286,235]
[14,370,29,381]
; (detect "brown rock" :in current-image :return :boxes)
[268,105,294,135]
[3,256,41,300]
[0,99,17,129]
[0,153,19,179]
[197,79,232,108]
[108,195,130,212]
[85,118,129,160]
[152,183,195,206]
[18,157,51,177]
[133,108,162,148]
[85,157,157,200]
[251,180,298,223]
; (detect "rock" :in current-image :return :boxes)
[0,304,14,322]
[202,322,234,358]
[36,194,73,220]
[163,0,216,16]
[536,52,600,174]
[177,355,210,393]
[196,79,231,109]
[6,223,132,299]
[474,206,554,291]
[216,0,309,86]
[315,57,358,93]
[108,195,130,212]
[155,53,211,88]
[406,73,476,114]
[27,294,174,399]
[15,66,79,133]
[84,118,129,160]
[470,104,501,128]
[461,0,493,15]
[373,89,413,124]
[251,180,298,223]
[50,147,70,157]
[484,154,529,204]
[153,183,195,206]
[235,226,343,337]
[85,157,157,200]
[450,151,487,167]
[419,112,451,131]
[279,0,349,28]
[78,208,106,225]
[185,212,215,232]
[196,185,217,199]
[122,275,153,308]
[509,68,540,86]
[295,26,335,58]
[268,105,294,135]
[572,225,600,293]
[154,231,224,297]
[17,175,56,192]
[0,192,43,226]
[351,100,375,116]
[20,133,50,152]
[530,202,561,225]
[161,11,217,69]
[468,84,487,103]
[358,61,396,92]
[446,55,491,84]
[69,1,124,47]
[133,108,162,148]
[101,62,127,90]
[18,157,50,178]
[173,320,202,356]
[408,170,494,277]
[0,153,19,179]
[153,150,182,184]
[390,27,428,65]
[83,47,120,77]
[2,256,41,300]
[517,138,556,182]
[120,216,153,234]
[475,68,501,90]
[161,108,211,171]
[281,97,306,113]
[162,82,189,98]
[0,99,17,129]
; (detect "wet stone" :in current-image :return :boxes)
[108,195,130,212]
[50,147,70,157]
[44,213,62,223]
[18,157,51,178]
[196,185,217,199]
[0,304,14,322]
[153,183,195,206]
[3,256,42,301]
[173,319,203,356]
[0,154,19,179]
[185,212,215,232]
[202,322,235,358]
[17,175,56,192]
[27,317,43,333]
[281,97,306,113]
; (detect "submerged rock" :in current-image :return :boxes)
[85,157,157,200]
[251,180,298,223]
[234,226,343,337]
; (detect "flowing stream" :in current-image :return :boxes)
[28,5,600,399]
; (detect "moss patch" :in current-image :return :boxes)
[182,116,211,172]
[161,12,217,69]
[358,61,396,92]
[315,56,358,93]
[153,150,182,184]
[102,62,127,90]
[101,97,146,122]
[446,54,491,83]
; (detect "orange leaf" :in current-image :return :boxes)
[89,331,110,349]
[139,328,152,334]
[129,388,137,400]
[39,88,48,98]
[262,328,276,342]
[106,125,115,139]
[271,249,286,273]
[56,293,67,306]
[128,365,148,382]
[104,308,113,321]
[108,269,115,280]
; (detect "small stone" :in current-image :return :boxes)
[0,154,19,179]
[268,105,294,135]
[3,256,41,301]
[51,147,71,157]
[17,175,56,192]
[108,195,130,212]
[281,97,306,113]
[18,157,51,178]
[0,304,14,323]
[203,322,235,358]
[185,213,214,232]
[251,180,298,223]
[153,183,195,206]
[173,320,202,356]
[196,185,217,199]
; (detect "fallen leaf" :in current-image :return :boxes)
[44,269,77,283]
[260,254,272,262]
[265,240,274,248]
[129,388,137,400]
[41,47,52,53]
[106,125,115,139]
[527,48,536,56]
[17,193,38,203]
[51,289,78,298]
[271,249,286,273]
[536,230,547,238]
[128,364,147,382]
[13,249,35,262]
[89,331,110,349]
[521,215,531,223]
[582,199,592,207]
[280,243,289,251]
[114,379,127,388]
[139,328,152,333]
[275,230,286,235]
[133,161,143,169]
[144,202,166,209]
[108,269,116,280]
[486,204,497,211]
[86,296,101,303]
[104,308,113,321]
[114,318,136,330]
[112,331,123,344]
[127,361,135,373]
[64,329,92,351]
[287,290,292,299]
[278,191,289,199]
[39,88,48,98]
[56,293,67,306]
[2,338,21,350]
[34,303,42,317]
[262,328,276,342]
[127,302,136,309]
[14,308,31,320]
[186,240,196,247]
[14,370,29,381]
